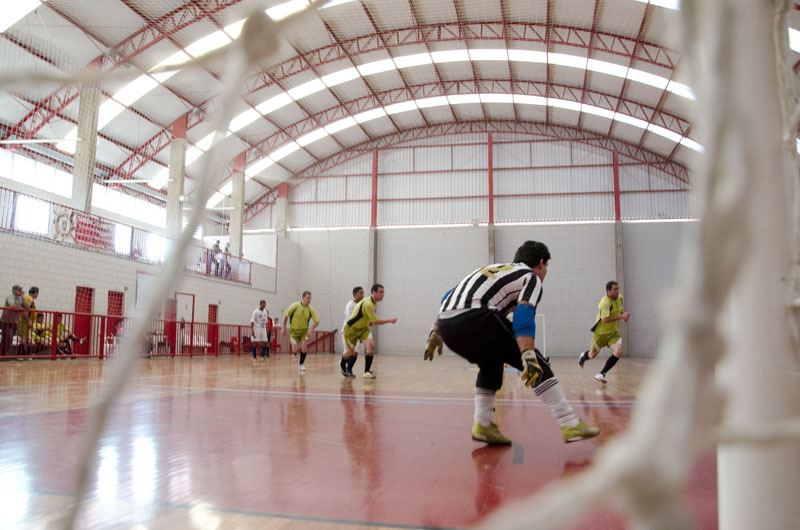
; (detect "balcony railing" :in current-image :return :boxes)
[0,186,252,284]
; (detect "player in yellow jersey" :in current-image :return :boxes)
[283,291,320,372]
[340,284,397,378]
[578,281,630,384]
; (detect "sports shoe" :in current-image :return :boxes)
[594,373,607,384]
[346,371,355,378]
[562,419,600,443]
[363,371,376,379]
[299,364,306,372]
[471,422,512,445]
[578,350,589,368]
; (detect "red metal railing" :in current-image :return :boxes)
[0,308,335,360]
[0,186,252,284]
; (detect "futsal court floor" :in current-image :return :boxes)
[0,353,717,529]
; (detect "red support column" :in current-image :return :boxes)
[371,148,378,227]
[613,150,621,221]
[488,132,494,224]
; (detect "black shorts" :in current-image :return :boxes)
[439,308,523,390]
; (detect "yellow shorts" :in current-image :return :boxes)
[289,328,309,344]
[343,326,371,349]
[591,330,622,351]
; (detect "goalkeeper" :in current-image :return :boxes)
[426,240,599,445]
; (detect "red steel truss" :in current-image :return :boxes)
[242,120,689,223]
[2,0,244,142]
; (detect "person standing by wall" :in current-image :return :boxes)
[1,285,24,357]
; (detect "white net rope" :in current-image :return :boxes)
[0,2,326,528]
[0,1,798,528]
[479,1,800,529]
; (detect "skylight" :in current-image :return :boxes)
[357,59,396,76]
[269,141,301,161]
[297,128,329,146]
[288,79,327,100]
[324,117,358,134]
[266,0,310,21]
[185,29,231,58]
[245,157,275,178]
[1,0,45,33]
[394,53,433,69]
[114,75,159,106]
[354,108,387,123]
[322,67,360,87]
[448,94,481,105]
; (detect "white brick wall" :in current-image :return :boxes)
[1,220,683,356]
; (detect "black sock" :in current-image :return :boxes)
[260,346,267,357]
[300,352,307,365]
[252,344,257,358]
[364,355,374,372]
[601,355,619,374]
[346,355,357,373]
[340,356,347,370]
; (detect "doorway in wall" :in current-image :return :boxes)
[73,286,94,355]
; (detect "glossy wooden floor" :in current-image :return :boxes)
[0,354,717,529]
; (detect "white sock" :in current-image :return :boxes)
[474,388,495,426]
[534,379,579,427]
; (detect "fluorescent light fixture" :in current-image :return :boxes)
[385,101,418,114]
[448,94,481,105]
[256,92,293,114]
[269,141,301,161]
[513,94,546,106]
[288,78,326,100]
[185,29,231,57]
[587,58,628,78]
[549,53,587,69]
[626,68,668,90]
[354,107,387,123]
[224,19,245,39]
[229,109,261,132]
[357,59,395,76]
[480,93,514,104]
[113,75,159,106]
[394,53,432,69]
[297,128,329,146]
[245,157,275,177]
[647,123,683,143]
[469,49,508,62]
[266,0,309,21]
[324,116,358,134]
[547,98,581,111]
[416,96,449,109]
[1,0,42,33]
[508,49,547,63]
[613,112,649,129]
[185,146,206,165]
[243,228,277,233]
[680,137,704,152]
[97,99,127,129]
[581,104,615,120]
[431,49,470,63]
[322,67,360,87]
[186,205,236,211]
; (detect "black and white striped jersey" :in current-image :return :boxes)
[439,263,543,316]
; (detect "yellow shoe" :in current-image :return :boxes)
[471,422,512,445]
[562,419,599,443]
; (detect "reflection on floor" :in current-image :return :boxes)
[0,354,717,529]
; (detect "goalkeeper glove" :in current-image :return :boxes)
[424,322,443,361]
[520,349,543,387]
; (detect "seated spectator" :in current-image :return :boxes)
[54,314,85,356]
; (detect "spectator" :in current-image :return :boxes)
[54,313,85,356]
[211,240,222,276]
[19,287,39,347]
[1,285,24,357]
[223,242,232,279]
